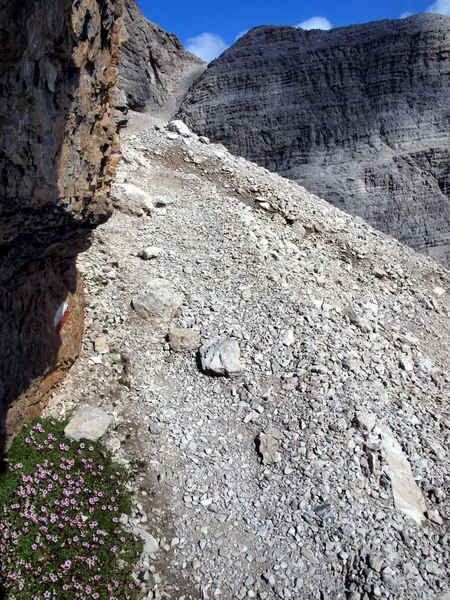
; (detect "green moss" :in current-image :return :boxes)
[0,418,144,600]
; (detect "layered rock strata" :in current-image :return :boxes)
[0,0,123,445]
[117,0,206,116]
[178,15,450,266]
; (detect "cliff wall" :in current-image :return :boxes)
[0,0,123,444]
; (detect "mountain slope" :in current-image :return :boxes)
[117,0,205,116]
[52,112,450,600]
[178,14,450,266]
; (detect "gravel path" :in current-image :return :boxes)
[49,112,450,600]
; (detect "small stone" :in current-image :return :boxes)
[292,221,306,240]
[199,337,244,377]
[373,266,388,279]
[64,405,112,442]
[262,572,276,586]
[93,336,109,354]
[257,433,282,465]
[199,539,207,551]
[282,329,295,346]
[426,509,443,525]
[152,195,174,207]
[169,327,201,352]
[148,422,162,435]
[369,554,384,573]
[343,305,371,332]
[354,410,377,433]
[138,246,165,260]
[166,131,179,140]
[199,136,210,144]
[381,426,426,523]
[133,527,159,558]
[433,286,446,296]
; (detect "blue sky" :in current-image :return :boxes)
[136,0,450,61]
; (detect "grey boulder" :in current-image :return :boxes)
[64,405,112,442]
[132,279,184,330]
[199,337,244,377]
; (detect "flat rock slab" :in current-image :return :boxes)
[132,278,184,330]
[169,327,201,352]
[64,405,112,442]
[380,426,427,524]
[199,337,244,377]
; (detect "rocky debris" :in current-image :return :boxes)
[111,183,154,216]
[138,246,165,260]
[0,0,123,444]
[51,112,450,600]
[117,0,205,115]
[380,426,427,524]
[64,405,112,442]
[199,337,245,377]
[169,328,201,352]
[178,14,450,267]
[132,278,184,330]
[168,120,192,137]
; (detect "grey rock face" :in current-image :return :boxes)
[178,15,450,266]
[118,0,206,116]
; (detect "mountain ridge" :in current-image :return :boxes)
[177,13,450,266]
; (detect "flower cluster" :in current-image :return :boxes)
[0,419,144,600]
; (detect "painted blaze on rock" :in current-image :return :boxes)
[0,0,124,446]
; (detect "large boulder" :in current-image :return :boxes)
[0,0,124,447]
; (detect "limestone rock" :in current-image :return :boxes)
[0,0,123,445]
[111,183,154,216]
[257,433,282,465]
[132,279,184,330]
[178,15,450,266]
[169,328,201,352]
[132,527,159,559]
[64,405,112,442]
[380,426,427,524]
[117,0,205,116]
[168,120,192,137]
[138,246,164,260]
[199,338,244,377]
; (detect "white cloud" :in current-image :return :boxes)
[400,10,413,17]
[425,0,450,14]
[296,16,332,30]
[235,29,249,41]
[186,32,228,62]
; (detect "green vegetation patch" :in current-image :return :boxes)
[0,418,144,600]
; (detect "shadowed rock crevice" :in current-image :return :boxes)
[0,0,124,451]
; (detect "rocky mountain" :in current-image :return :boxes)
[117,0,206,116]
[178,15,450,267]
[0,0,123,444]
